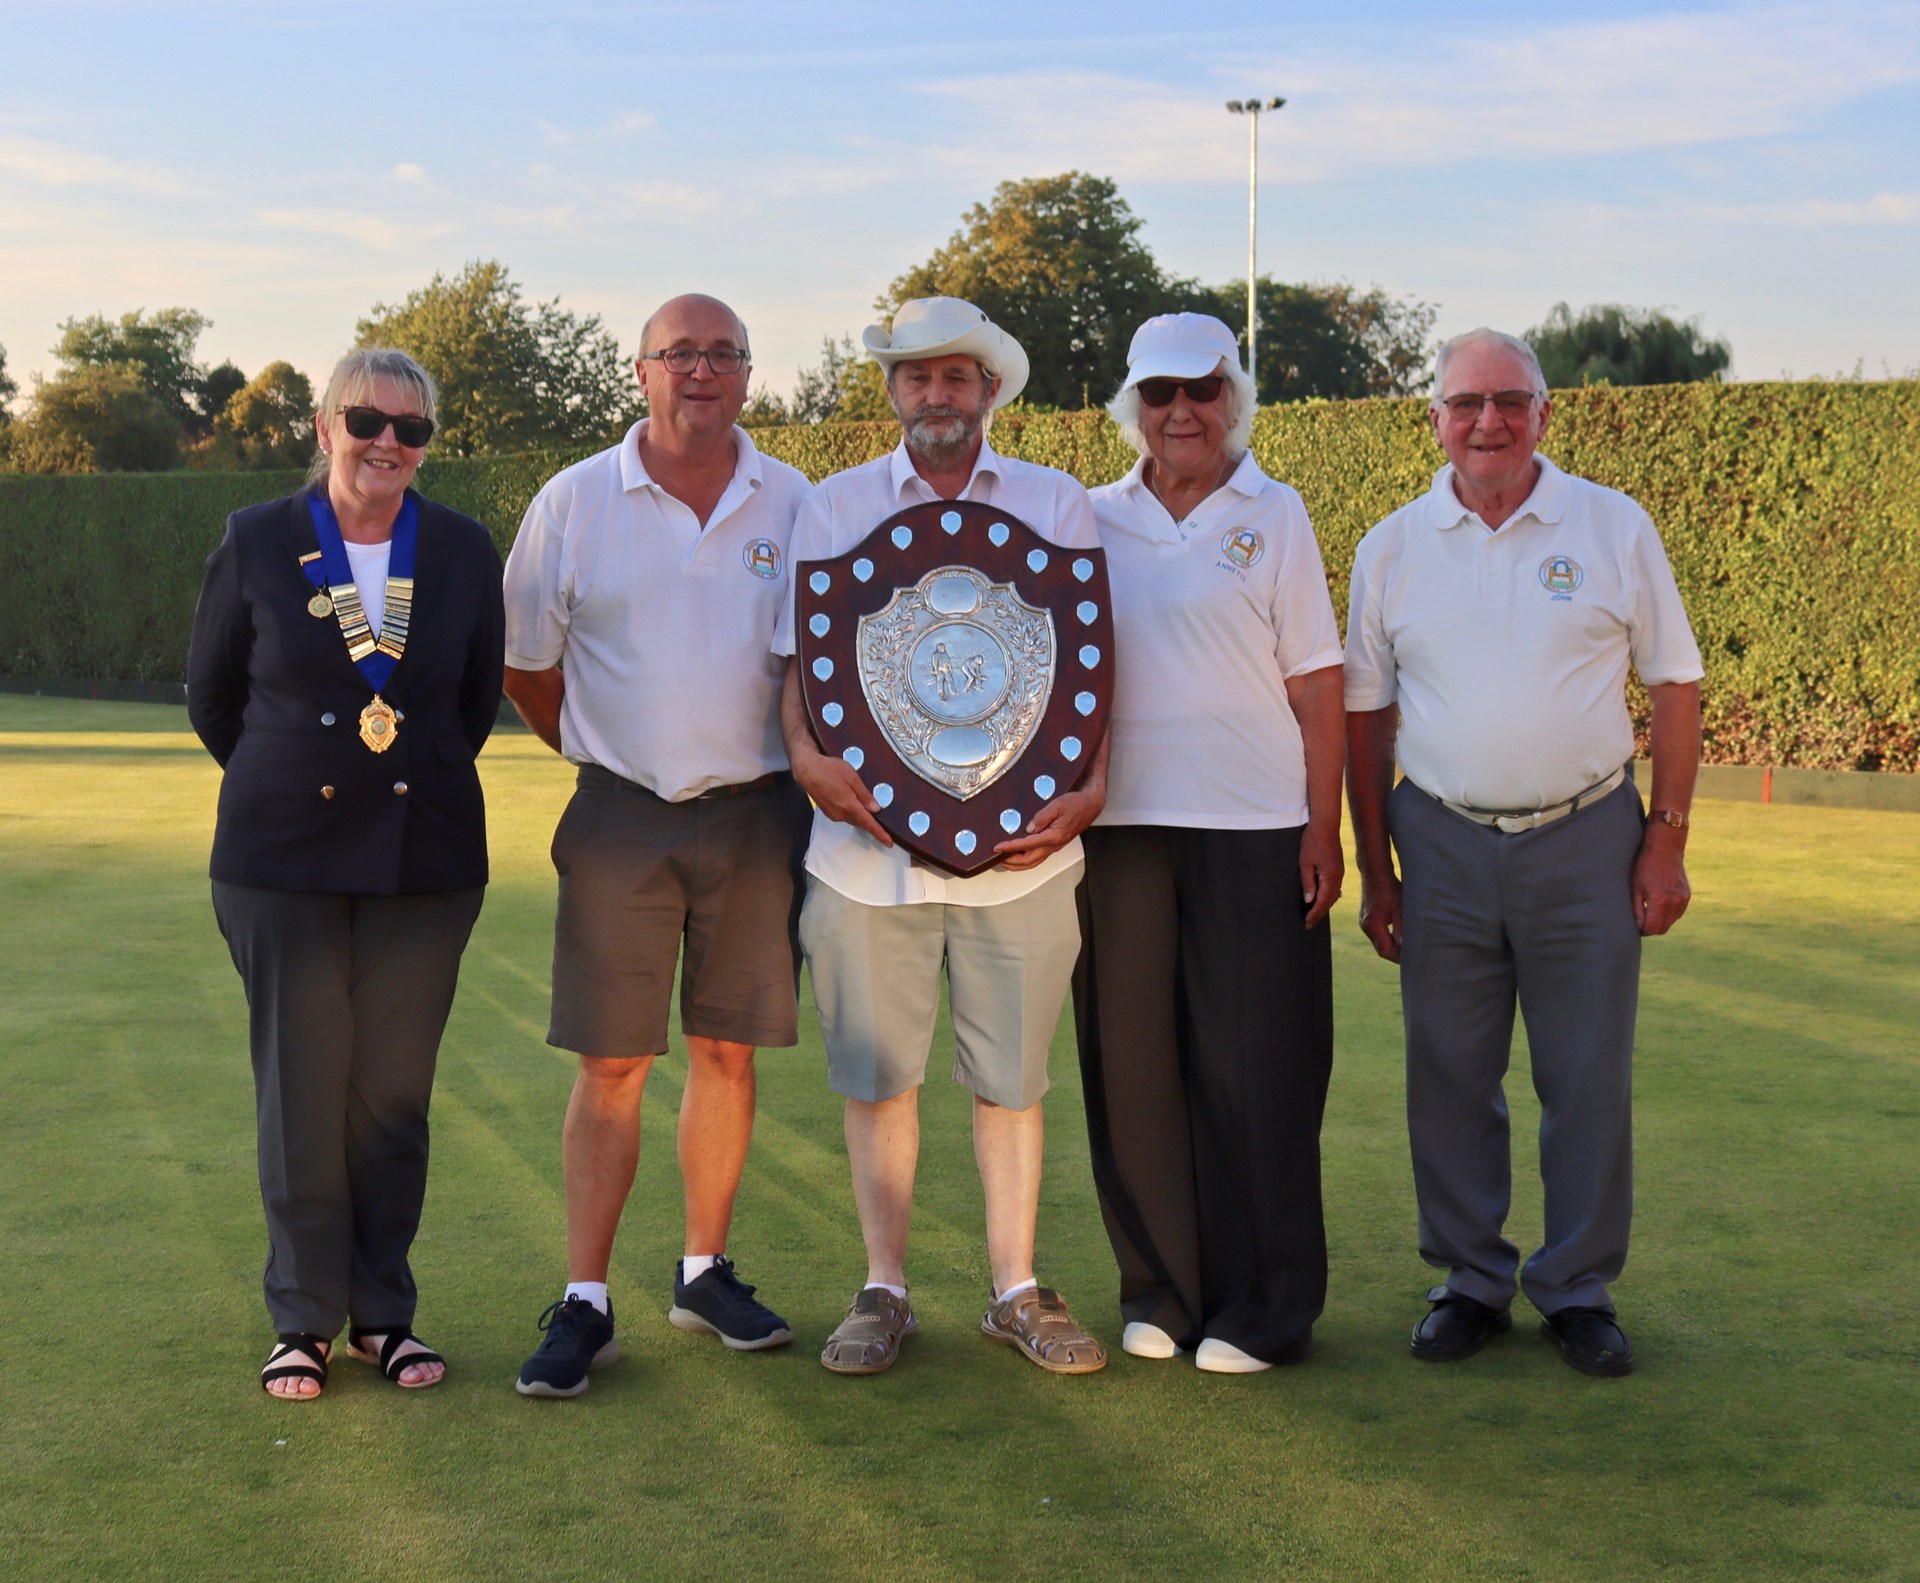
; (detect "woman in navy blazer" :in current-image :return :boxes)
[189,347,504,1399]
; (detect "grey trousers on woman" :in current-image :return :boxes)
[212,882,484,1336]
[1390,777,1643,1317]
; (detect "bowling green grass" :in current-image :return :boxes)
[1,694,1915,1583]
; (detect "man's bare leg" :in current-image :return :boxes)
[563,1054,654,1280]
[678,1036,757,1255]
[845,1090,920,1287]
[974,1094,1043,1295]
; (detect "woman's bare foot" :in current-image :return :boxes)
[347,1330,446,1388]
[261,1336,330,1399]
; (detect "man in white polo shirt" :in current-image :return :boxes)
[776,297,1109,1377]
[502,293,814,1397]
[1345,327,1703,1378]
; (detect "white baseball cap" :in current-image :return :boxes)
[1120,313,1242,389]
[862,297,1030,409]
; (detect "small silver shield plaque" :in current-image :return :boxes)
[857,567,1054,801]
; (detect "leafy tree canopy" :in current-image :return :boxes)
[199,361,249,425]
[1197,278,1438,404]
[9,364,180,474]
[1527,302,1731,388]
[355,260,644,456]
[53,308,212,431]
[882,173,1173,410]
[0,343,17,419]
[207,361,316,470]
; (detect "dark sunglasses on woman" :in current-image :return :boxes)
[1136,375,1225,408]
[338,406,436,447]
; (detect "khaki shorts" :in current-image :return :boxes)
[799,866,1081,1110]
[549,765,811,1057]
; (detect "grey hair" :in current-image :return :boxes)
[1430,328,1546,406]
[1106,357,1257,460]
[307,347,439,486]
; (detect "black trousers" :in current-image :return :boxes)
[212,882,485,1336]
[1073,825,1333,1361]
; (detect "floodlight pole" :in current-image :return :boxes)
[1225,96,1285,392]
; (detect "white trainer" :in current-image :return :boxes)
[1195,1337,1273,1374]
[1122,1321,1180,1359]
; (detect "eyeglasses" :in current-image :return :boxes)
[1439,390,1540,419]
[1136,375,1225,408]
[338,406,435,446]
[641,346,750,376]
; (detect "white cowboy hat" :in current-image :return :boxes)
[862,297,1030,409]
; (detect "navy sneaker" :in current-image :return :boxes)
[516,1295,620,1397]
[667,1257,792,1350]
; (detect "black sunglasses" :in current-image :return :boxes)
[1136,376,1225,408]
[338,406,435,447]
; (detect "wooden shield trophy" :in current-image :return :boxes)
[796,500,1115,877]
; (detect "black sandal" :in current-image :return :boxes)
[261,1334,330,1398]
[346,1326,446,1389]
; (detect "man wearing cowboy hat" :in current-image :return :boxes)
[775,296,1111,1376]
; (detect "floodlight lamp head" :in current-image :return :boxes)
[1225,99,1245,113]
[1267,96,1287,110]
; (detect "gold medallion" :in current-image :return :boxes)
[359,695,400,753]
[308,593,334,618]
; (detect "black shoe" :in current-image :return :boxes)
[1540,1306,1635,1377]
[516,1295,620,1397]
[1409,1285,1512,1362]
[667,1257,792,1351]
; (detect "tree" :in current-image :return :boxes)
[0,343,17,419]
[1527,303,1730,388]
[788,335,893,425]
[882,173,1177,409]
[1196,278,1438,403]
[53,307,211,431]
[9,364,180,473]
[354,260,645,456]
[199,360,249,427]
[209,361,316,469]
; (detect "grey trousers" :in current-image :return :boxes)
[212,882,485,1336]
[1390,778,1643,1316]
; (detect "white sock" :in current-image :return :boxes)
[565,1281,610,1315]
[996,1277,1038,1303]
[680,1255,719,1282]
[864,1282,908,1299]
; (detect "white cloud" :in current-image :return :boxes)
[392,162,430,186]
[537,108,657,146]
[0,135,189,195]
[1705,191,1920,226]
[613,179,723,218]
[254,208,456,252]
[883,4,1920,187]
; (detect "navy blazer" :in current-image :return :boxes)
[188,488,506,895]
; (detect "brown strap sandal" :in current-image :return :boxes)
[820,1287,916,1375]
[981,1286,1108,1374]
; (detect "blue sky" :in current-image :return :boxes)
[2,0,1916,406]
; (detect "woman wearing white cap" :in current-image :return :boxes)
[1073,313,1346,1373]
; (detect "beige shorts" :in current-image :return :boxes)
[549,765,811,1057]
[799,866,1081,1110]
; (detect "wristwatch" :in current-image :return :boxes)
[1647,808,1690,830]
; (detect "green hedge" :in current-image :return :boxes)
[3,382,1915,771]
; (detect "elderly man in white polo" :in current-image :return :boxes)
[1345,327,1703,1378]
[777,297,1110,1376]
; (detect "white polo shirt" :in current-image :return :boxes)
[773,438,1100,908]
[1092,453,1344,828]
[1344,455,1703,811]
[504,420,812,801]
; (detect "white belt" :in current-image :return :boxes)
[1435,765,1628,834]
